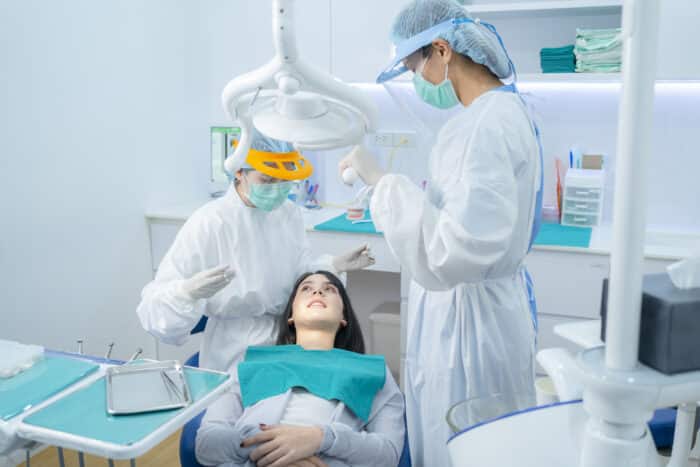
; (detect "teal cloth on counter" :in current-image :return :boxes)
[22,366,229,446]
[314,210,381,235]
[238,345,386,422]
[533,222,592,248]
[0,355,98,421]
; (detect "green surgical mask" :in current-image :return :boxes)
[412,60,460,109]
[248,181,292,212]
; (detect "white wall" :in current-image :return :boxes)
[318,82,700,233]
[0,0,203,359]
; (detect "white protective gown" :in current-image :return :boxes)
[137,186,335,373]
[370,89,541,467]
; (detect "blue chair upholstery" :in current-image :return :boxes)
[398,422,412,467]
[180,352,207,467]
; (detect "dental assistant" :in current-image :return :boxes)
[138,131,374,374]
[339,1,543,464]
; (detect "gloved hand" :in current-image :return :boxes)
[180,265,234,300]
[333,244,376,273]
[338,144,385,186]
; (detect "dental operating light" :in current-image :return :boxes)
[221,0,378,174]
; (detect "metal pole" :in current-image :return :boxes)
[57,447,65,467]
[604,0,661,371]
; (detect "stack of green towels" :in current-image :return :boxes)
[574,28,623,73]
[540,45,575,73]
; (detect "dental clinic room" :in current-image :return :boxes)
[3,0,700,466]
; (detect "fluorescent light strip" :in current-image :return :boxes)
[352,81,700,93]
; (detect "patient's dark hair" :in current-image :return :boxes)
[276,270,365,354]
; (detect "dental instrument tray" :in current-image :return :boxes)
[105,360,191,415]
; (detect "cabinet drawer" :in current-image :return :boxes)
[563,199,600,214]
[565,187,602,201]
[562,212,599,227]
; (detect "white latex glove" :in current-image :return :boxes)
[333,244,376,272]
[244,424,324,467]
[180,265,234,300]
[338,144,385,186]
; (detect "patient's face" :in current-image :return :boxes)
[291,274,345,331]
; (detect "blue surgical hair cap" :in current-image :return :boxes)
[391,0,512,79]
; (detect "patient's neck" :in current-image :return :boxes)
[295,329,335,350]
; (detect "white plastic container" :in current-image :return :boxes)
[0,339,44,378]
[561,169,605,227]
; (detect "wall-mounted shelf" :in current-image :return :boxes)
[467,0,622,16]
[519,72,621,83]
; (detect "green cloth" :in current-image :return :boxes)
[22,366,229,446]
[542,63,576,73]
[540,45,575,57]
[540,45,575,73]
[0,355,98,421]
[313,210,381,235]
[238,345,386,422]
[533,222,592,248]
[574,28,622,73]
[576,63,621,73]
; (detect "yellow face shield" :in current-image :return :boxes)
[233,140,314,181]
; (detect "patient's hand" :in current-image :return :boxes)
[242,424,324,467]
[289,456,327,467]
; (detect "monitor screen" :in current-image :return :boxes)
[210,126,240,184]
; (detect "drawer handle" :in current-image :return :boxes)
[574,217,588,222]
[574,190,591,196]
[575,203,589,209]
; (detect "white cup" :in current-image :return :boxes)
[535,376,559,406]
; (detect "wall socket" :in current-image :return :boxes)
[373,131,416,148]
[374,132,394,147]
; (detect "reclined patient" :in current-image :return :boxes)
[196,270,405,467]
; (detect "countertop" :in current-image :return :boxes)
[145,199,699,261]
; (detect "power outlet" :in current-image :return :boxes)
[374,131,394,147]
[393,132,416,148]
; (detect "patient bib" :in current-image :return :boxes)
[238,345,385,422]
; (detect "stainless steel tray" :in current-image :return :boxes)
[105,360,191,415]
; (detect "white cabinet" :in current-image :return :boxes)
[526,249,610,319]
